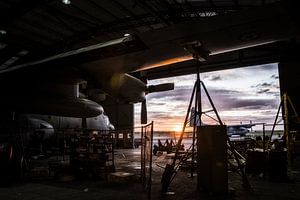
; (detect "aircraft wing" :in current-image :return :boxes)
[228,124,256,129]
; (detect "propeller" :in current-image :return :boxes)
[141,99,147,124]
[146,83,175,94]
[141,83,174,124]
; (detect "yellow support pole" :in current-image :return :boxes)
[283,93,292,175]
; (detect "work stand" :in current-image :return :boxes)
[269,93,300,174]
[161,70,251,193]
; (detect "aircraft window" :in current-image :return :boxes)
[128,134,131,139]
[119,133,123,139]
[112,133,115,138]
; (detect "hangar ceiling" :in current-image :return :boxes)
[0,0,282,74]
[0,0,299,130]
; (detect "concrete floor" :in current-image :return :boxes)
[1,148,300,200]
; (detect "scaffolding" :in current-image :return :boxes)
[268,93,300,173]
[141,122,154,200]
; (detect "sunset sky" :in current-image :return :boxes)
[134,63,282,132]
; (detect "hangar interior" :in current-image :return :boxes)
[1,0,300,199]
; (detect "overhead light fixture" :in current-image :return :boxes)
[18,50,29,56]
[182,41,210,62]
[62,0,71,5]
[124,33,131,37]
[0,30,7,35]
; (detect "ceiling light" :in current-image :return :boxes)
[0,30,7,35]
[18,50,29,56]
[62,0,71,5]
[124,33,131,37]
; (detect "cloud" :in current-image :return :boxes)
[254,82,272,88]
[203,74,222,81]
[149,102,166,106]
[199,87,279,111]
[138,63,281,130]
[257,89,270,94]
[210,75,221,81]
[271,74,279,79]
[228,98,277,109]
[147,84,279,118]
[202,71,238,81]
[261,82,272,87]
[149,85,278,112]
[218,98,276,110]
[231,63,278,76]
[259,63,278,71]
[252,79,279,95]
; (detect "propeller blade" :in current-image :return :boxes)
[147,83,174,93]
[140,82,174,124]
[141,99,147,124]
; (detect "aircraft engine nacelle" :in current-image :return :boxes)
[1,79,104,118]
[100,73,146,103]
[1,97,103,118]
[22,117,55,144]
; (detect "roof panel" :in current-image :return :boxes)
[31,8,74,36]
[97,0,132,18]
[0,0,288,69]
[117,0,149,16]
[72,0,116,23]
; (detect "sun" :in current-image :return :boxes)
[172,124,182,133]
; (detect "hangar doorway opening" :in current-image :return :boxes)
[133,62,289,195]
[134,63,282,142]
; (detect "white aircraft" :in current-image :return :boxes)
[190,107,255,136]
[226,124,256,137]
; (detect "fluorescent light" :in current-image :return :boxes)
[62,0,71,5]
[0,30,7,35]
